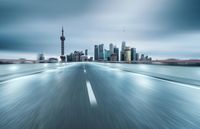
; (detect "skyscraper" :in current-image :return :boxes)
[140,54,145,61]
[104,49,110,61]
[98,44,104,60]
[124,47,131,62]
[37,53,45,63]
[85,49,88,56]
[131,48,136,61]
[136,53,139,61]
[120,41,126,61]
[120,51,124,61]
[121,41,126,52]
[109,43,114,54]
[94,45,99,61]
[60,27,66,62]
[114,47,119,61]
[145,56,148,61]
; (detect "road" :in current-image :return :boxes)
[0,63,200,129]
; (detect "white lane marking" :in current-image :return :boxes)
[86,80,97,106]
[93,64,200,90]
[0,76,32,85]
[118,68,200,90]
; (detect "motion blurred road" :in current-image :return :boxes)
[0,63,200,129]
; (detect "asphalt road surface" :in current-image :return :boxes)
[0,63,200,129]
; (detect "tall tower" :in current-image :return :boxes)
[120,41,126,61]
[94,45,99,61]
[60,27,66,62]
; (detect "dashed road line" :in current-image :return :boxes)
[86,80,97,106]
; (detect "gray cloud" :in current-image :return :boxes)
[0,0,93,25]
[0,0,200,59]
[159,0,200,30]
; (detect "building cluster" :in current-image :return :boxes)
[58,28,93,62]
[37,54,58,63]
[37,28,150,64]
[67,49,93,62]
[94,44,119,61]
[94,41,152,63]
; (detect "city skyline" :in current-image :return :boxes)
[1,1,200,128]
[0,0,200,60]
[94,42,152,62]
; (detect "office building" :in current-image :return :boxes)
[114,47,119,61]
[120,41,126,61]
[104,49,110,61]
[136,53,139,61]
[81,55,88,61]
[120,51,124,61]
[98,44,104,60]
[109,43,114,54]
[37,54,45,63]
[131,48,136,61]
[124,47,131,62]
[94,45,99,61]
[85,49,88,56]
[110,53,118,61]
[140,54,145,61]
[121,41,126,52]
[145,56,148,61]
[67,51,84,62]
[93,41,152,63]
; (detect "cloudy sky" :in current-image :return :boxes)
[0,0,200,60]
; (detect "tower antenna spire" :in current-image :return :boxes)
[62,26,64,36]
[60,26,66,62]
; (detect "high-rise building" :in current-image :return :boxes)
[94,45,99,61]
[120,41,126,61]
[136,53,139,61]
[67,51,88,62]
[124,47,131,62]
[85,49,88,56]
[145,56,148,61]
[109,43,114,54]
[60,27,66,62]
[104,49,110,61]
[67,53,73,62]
[110,53,118,61]
[69,51,84,62]
[121,41,126,52]
[114,47,119,61]
[37,53,45,63]
[120,51,124,61]
[140,54,145,61]
[131,48,136,61]
[98,44,104,60]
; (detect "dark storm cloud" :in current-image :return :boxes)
[0,0,94,53]
[130,0,200,40]
[157,0,200,31]
[0,0,93,25]
[0,33,56,53]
